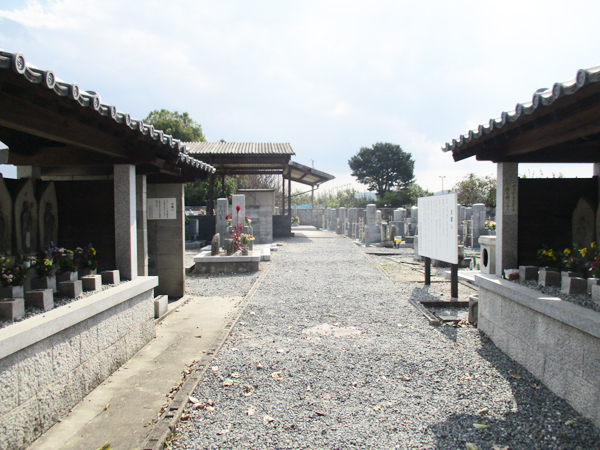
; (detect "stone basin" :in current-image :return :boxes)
[193,250,261,274]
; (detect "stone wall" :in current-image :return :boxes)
[246,205,273,244]
[0,277,158,449]
[477,274,600,428]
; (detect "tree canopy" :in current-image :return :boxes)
[376,183,434,208]
[144,109,206,142]
[450,173,496,207]
[348,142,415,199]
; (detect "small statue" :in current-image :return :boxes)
[211,233,220,256]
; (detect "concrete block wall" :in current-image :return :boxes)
[477,274,600,428]
[0,278,157,449]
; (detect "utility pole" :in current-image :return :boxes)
[439,175,446,195]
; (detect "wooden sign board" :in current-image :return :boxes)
[418,193,458,264]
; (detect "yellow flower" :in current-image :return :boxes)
[592,242,597,248]
[564,248,571,257]
[6,259,10,263]
[66,249,73,254]
[44,259,51,266]
[542,250,548,256]
[580,248,588,258]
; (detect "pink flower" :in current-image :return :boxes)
[236,204,241,212]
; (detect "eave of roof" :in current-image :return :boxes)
[0,50,215,175]
[286,160,335,187]
[442,64,600,162]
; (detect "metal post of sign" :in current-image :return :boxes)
[425,257,431,285]
[451,264,458,299]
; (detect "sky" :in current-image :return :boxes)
[1,0,599,193]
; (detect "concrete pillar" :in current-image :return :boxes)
[216,198,228,244]
[114,165,137,280]
[232,194,245,229]
[147,183,185,297]
[136,174,148,276]
[496,162,519,277]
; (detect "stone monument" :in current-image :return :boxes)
[0,176,13,255]
[14,178,38,254]
[38,181,58,250]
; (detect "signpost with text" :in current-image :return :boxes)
[418,193,459,298]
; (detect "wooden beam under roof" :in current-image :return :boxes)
[0,92,154,163]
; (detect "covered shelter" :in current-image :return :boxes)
[0,49,215,448]
[442,63,600,428]
[443,64,600,274]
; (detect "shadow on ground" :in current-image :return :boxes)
[428,334,600,450]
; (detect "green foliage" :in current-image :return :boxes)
[185,176,238,207]
[376,183,434,208]
[144,109,206,142]
[348,142,415,199]
[292,187,368,209]
[450,173,496,207]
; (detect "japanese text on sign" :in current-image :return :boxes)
[418,193,458,264]
[147,198,177,220]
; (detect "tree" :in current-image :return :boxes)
[144,109,205,142]
[450,173,496,207]
[376,183,434,208]
[348,142,415,199]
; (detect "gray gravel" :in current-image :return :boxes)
[515,279,600,313]
[173,235,600,449]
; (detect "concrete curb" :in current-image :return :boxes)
[141,262,275,450]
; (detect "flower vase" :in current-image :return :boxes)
[57,271,78,283]
[31,276,57,293]
[0,285,24,299]
[79,268,97,278]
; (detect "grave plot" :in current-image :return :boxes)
[365,248,477,327]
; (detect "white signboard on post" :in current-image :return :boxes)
[147,198,177,220]
[418,193,458,264]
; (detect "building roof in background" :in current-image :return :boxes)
[442,64,600,163]
[184,142,295,156]
[0,50,215,179]
[285,161,335,187]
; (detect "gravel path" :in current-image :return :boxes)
[172,234,600,450]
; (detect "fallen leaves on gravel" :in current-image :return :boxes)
[465,444,478,450]
[263,415,275,424]
[510,373,522,379]
[222,379,234,386]
[478,407,489,415]
[188,396,200,404]
[231,372,242,378]
[492,446,510,450]
[244,385,255,396]
[95,443,110,450]
[205,406,215,412]
[473,420,490,430]
[256,363,264,370]
[247,406,256,416]
[271,371,283,380]
[399,376,410,381]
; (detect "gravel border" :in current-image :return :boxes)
[513,279,600,313]
[172,235,600,449]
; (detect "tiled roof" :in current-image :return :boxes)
[0,50,215,174]
[185,142,295,156]
[442,64,600,155]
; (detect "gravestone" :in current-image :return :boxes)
[338,207,346,235]
[14,178,38,254]
[471,203,486,247]
[37,181,58,250]
[394,208,406,222]
[570,197,595,248]
[216,198,228,246]
[366,204,380,243]
[376,210,382,224]
[410,207,419,235]
[231,194,246,229]
[0,175,13,255]
[211,233,220,256]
